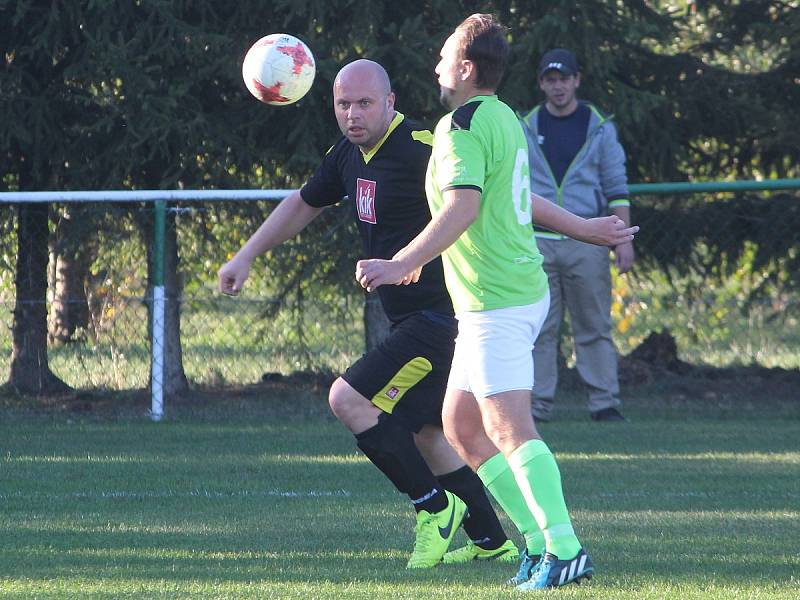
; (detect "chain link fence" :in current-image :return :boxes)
[2,187,799,398]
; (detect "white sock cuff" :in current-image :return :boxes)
[543,523,575,543]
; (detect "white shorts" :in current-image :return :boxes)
[447,293,550,399]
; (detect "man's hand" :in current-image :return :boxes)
[218,256,251,296]
[614,240,635,274]
[356,258,417,292]
[580,216,639,247]
[400,266,422,285]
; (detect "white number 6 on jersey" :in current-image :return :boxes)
[512,148,532,226]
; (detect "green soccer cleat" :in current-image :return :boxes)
[406,490,467,569]
[442,539,519,564]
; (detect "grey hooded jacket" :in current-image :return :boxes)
[519,101,630,239]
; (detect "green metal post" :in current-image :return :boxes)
[629,178,800,195]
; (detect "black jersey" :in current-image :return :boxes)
[301,113,454,323]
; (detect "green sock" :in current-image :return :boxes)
[476,452,545,554]
[507,439,581,560]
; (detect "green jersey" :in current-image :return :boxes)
[426,94,549,312]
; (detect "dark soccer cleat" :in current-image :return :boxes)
[516,548,594,589]
[506,547,542,586]
[590,407,626,422]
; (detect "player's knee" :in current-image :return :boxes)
[443,418,495,471]
[328,377,373,424]
[328,378,352,419]
[442,418,467,454]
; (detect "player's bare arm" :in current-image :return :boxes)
[356,189,480,292]
[218,190,324,295]
[531,193,638,247]
[610,205,635,273]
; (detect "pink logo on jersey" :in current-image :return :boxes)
[356,178,377,224]
[386,386,399,399]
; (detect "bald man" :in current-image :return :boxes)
[218,60,518,569]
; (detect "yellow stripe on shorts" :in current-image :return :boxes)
[371,356,433,414]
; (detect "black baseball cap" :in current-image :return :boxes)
[537,48,579,77]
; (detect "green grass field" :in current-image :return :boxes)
[1,387,798,599]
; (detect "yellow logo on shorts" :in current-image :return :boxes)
[372,356,432,414]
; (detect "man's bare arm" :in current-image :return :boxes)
[531,193,638,247]
[356,188,480,292]
[218,190,324,295]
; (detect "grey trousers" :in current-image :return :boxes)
[532,238,621,418]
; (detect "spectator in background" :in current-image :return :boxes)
[519,48,634,422]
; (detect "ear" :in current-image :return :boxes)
[574,73,581,89]
[460,59,474,82]
[386,91,396,110]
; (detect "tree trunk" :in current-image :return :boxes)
[8,202,72,394]
[49,205,91,344]
[363,291,391,351]
[162,208,188,396]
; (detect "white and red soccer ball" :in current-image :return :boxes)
[242,33,316,106]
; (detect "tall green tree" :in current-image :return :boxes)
[2,1,797,394]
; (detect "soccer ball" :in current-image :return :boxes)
[242,33,316,106]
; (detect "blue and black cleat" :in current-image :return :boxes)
[516,548,594,589]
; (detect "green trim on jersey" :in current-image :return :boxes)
[426,95,549,312]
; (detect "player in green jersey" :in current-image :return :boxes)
[356,14,638,589]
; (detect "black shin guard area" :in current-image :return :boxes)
[438,465,507,549]
[355,414,442,507]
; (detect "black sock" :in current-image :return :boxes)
[355,414,447,514]
[438,465,507,550]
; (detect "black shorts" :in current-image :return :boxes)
[342,312,457,433]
